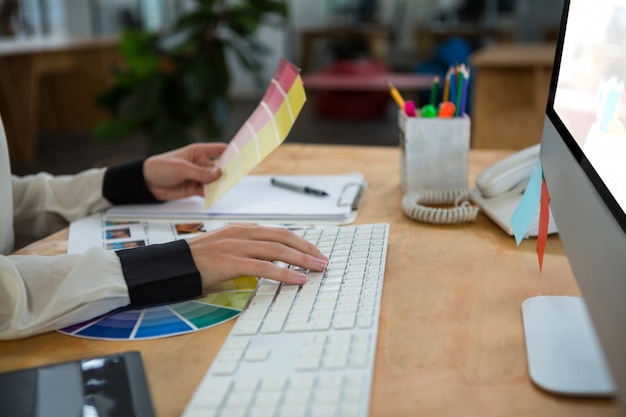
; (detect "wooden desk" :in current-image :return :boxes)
[470,43,556,149]
[0,36,122,164]
[415,21,516,61]
[299,25,389,73]
[1,144,619,417]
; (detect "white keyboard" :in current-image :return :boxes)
[182,223,389,417]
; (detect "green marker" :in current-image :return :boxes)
[430,76,440,106]
[421,104,437,118]
[455,68,465,116]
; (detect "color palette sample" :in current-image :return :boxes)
[204,58,306,208]
[59,277,258,341]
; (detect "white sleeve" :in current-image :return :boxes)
[0,247,130,340]
[12,168,112,242]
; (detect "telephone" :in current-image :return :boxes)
[470,144,558,238]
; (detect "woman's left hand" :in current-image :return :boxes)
[143,143,228,201]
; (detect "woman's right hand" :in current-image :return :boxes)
[186,224,328,291]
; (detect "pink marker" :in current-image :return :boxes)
[404,100,417,117]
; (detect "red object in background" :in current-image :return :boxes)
[308,60,391,119]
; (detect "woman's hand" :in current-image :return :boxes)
[143,143,228,201]
[187,224,328,289]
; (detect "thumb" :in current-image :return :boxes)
[179,161,222,184]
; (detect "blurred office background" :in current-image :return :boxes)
[0,0,564,175]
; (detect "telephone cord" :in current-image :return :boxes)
[401,188,479,224]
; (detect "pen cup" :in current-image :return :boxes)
[398,110,470,191]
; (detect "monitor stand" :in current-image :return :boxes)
[522,295,616,396]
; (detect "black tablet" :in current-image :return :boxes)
[0,351,155,417]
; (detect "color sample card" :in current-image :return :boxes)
[204,58,306,209]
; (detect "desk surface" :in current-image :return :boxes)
[470,43,556,68]
[2,144,619,417]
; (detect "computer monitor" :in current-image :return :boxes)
[533,0,626,408]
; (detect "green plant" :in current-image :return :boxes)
[95,0,288,153]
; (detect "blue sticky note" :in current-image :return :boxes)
[511,160,544,245]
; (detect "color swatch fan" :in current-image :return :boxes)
[204,58,306,208]
[59,277,258,340]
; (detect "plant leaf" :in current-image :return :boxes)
[118,29,159,78]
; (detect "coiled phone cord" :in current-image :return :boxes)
[401,188,479,224]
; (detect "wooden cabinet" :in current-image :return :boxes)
[470,43,556,149]
[0,36,122,164]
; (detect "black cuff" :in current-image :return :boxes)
[116,240,202,306]
[103,158,160,204]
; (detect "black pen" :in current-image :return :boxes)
[270,178,329,197]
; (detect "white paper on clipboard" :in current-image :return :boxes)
[106,172,366,224]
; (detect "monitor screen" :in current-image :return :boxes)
[540,0,626,408]
[552,0,626,222]
[553,0,626,224]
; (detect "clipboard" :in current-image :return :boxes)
[106,172,366,224]
[338,181,365,211]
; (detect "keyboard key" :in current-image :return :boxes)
[211,361,238,376]
[244,346,270,362]
[191,379,230,408]
[295,356,320,371]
